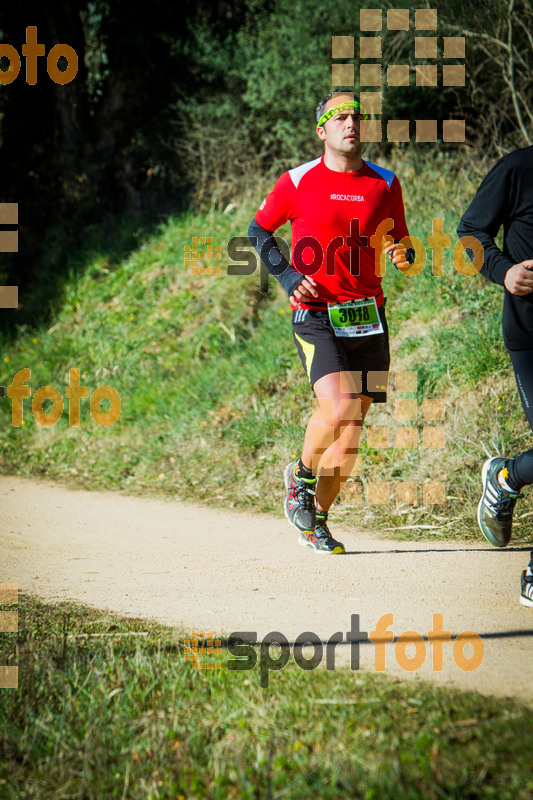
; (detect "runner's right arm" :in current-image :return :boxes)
[249,171,317,300]
[248,217,306,298]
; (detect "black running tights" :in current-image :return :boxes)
[505,350,533,571]
[506,350,533,489]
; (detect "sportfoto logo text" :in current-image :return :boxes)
[188,217,484,282]
[188,614,484,687]
[0,27,78,85]
[4,368,120,427]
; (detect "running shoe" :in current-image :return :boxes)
[477,457,523,547]
[284,460,316,534]
[520,570,533,608]
[299,511,345,554]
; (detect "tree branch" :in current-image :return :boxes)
[506,0,532,145]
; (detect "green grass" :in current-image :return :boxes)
[0,149,531,542]
[1,594,533,799]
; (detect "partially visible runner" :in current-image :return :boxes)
[457,145,533,607]
[248,91,412,553]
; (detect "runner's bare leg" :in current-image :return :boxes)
[301,370,373,512]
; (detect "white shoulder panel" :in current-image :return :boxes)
[365,161,396,190]
[288,157,322,188]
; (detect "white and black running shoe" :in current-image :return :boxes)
[477,457,523,547]
[284,460,316,535]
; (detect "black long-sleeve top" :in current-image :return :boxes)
[457,146,533,350]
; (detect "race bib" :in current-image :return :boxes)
[328,297,384,338]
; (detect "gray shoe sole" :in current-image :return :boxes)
[298,533,345,554]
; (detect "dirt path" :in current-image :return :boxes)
[2,475,532,702]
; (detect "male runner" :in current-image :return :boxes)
[248,91,411,553]
[457,145,533,607]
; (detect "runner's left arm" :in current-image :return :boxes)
[386,177,415,269]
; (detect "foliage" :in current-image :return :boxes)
[439,0,532,155]
[176,0,474,175]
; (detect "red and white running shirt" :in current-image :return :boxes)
[254,156,409,309]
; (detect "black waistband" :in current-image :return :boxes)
[292,308,328,322]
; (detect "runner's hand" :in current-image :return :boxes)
[504,260,533,295]
[384,240,411,272]
[290,276,320,304]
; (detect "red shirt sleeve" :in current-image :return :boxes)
[390,176,409,241]
[254,172,296,232]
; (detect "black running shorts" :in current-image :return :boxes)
[292,302,390,402]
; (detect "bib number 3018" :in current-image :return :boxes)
[328,297,384,338]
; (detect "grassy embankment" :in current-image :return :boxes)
[0,148,531,542]
[1,594,532,799]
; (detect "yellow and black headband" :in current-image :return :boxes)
[317,100,368,128]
